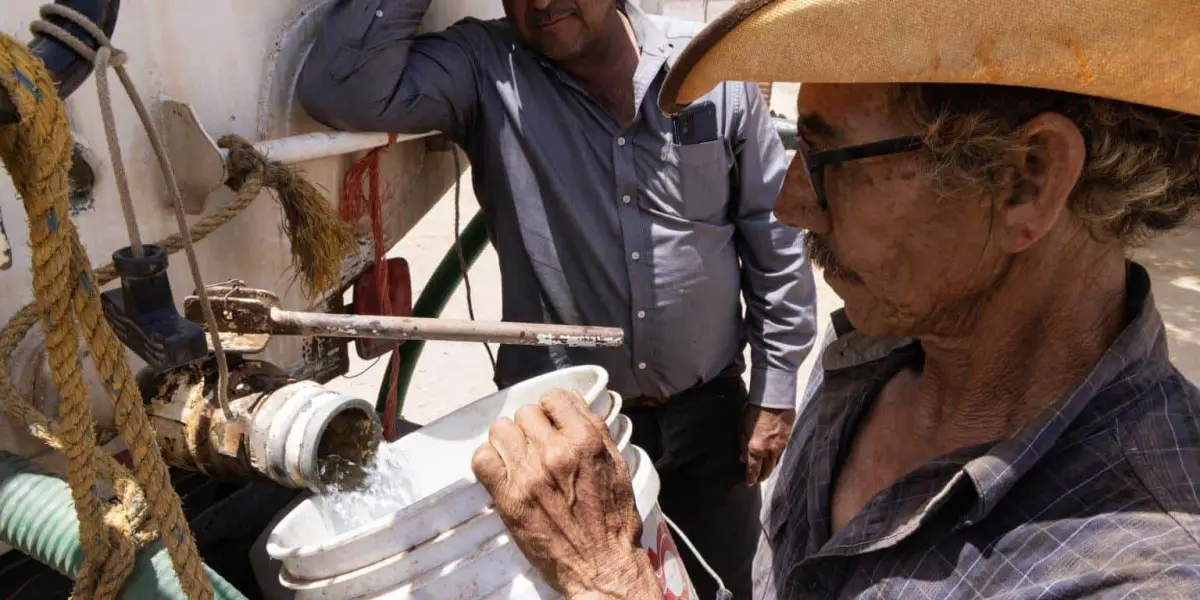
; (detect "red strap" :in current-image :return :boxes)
[341,133,403,442]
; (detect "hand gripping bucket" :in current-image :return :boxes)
[266,365,704,599]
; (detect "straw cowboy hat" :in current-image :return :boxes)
[659,0,1200,116]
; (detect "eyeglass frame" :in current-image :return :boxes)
[797,133,926,210]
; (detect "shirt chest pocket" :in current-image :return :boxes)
[644,139,732,223]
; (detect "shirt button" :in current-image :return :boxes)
[622,194,631,204]
[638,362,647,370]
[637,310,646,319]
[375,9,384,17]
[617,137,627,146]
[631,251,641,261]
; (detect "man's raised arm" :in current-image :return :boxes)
[297,0,481,141]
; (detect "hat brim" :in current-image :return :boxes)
[659,0,1200,117]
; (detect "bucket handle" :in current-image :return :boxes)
[660,511,733,600]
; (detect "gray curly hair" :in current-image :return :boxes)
[894,84,1200,248]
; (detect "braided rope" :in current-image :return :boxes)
[0,136,275,598]
[0,6,354,597]
[0,33,162,599]
[0,60,351,600]
[0,136,286,591]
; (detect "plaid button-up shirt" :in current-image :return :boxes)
[757,262,1200,599]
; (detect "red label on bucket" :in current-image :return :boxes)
[646,520,695,600]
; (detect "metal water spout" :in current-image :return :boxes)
[161,98,441,214]
[140,358,383,492]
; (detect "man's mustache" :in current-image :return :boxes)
[529,4,576,27]
[804,234,862,283]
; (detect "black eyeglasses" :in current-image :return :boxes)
[797,134,925,210]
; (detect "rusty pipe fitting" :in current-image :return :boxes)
[247,380,382,490]
[142,361,382,491]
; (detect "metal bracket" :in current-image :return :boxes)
[182,281,273,355]
[161,97,439,214]
[161,99,226,214]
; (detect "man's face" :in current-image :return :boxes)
[504,0,616,61]
[776,84,1009,338]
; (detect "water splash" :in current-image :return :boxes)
[314,441,419,535]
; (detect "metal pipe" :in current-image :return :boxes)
[185,285,625,349]
[219,130,439,166]
[143,361,382,492]
[267,309,624,348]
[0,0,121,125]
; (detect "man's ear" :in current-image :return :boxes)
[997,112,1086,253]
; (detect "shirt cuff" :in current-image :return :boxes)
[747,367,799,410]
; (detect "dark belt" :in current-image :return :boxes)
[622,393,675,409]
[622,374,743,409]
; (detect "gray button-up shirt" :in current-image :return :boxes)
[298,1,817,408]
[756,262,1200,598]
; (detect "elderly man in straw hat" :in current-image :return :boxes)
[468,0,1200,597]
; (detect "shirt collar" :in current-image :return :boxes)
[820,309,913,372]
[526,3,675,111]
[624,3,673,60]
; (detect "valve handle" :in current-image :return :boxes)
[100,244,209,370]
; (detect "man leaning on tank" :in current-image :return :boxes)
[296,0,819,597]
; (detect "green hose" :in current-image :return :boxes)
[0,451,248,599]
[375,209,490,420]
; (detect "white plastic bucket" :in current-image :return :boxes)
[370,444,699,600]
[267,366,663,597]
[277,415,639,600]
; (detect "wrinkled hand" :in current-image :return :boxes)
[740,405,796,485]
[471,389,662,600]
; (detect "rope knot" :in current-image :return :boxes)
[31,4,127,69]
[219,135,270,191]
[94,45,128,69]
[218,134,358,298]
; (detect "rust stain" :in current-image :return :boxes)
[1068,40,1097,83]
[974,39,1004,82]
[929,40,941,71]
